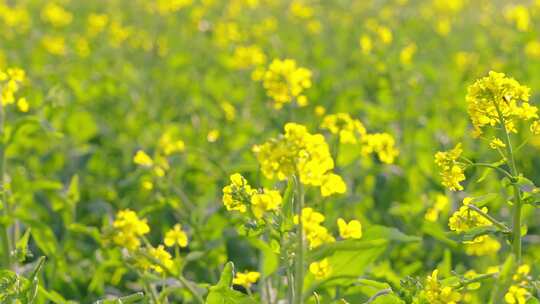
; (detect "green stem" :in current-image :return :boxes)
[466,204,511,233]
[494,102,522,262]
[294,175,305,304]
[0,95,10,269]
[464,162,514,180]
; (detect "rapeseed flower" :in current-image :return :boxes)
[258,59,312,109]
[164,224,188,248]
[424,270,461,304]
[309,258,331,280]
[337,218,362,239]
[112,209,150,250]
[435,143,465,191]
[253,123,345,196]
[467,71,536,136]
[250,189,282,219]
[233,271,260,289]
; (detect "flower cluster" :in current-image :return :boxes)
[309,258,331,280]
[233,271,260,289]
[320,113,399,164]
[504,264,533,304]
[255,59,312,109]
[230,45,266,70]
[466,71,537,136]
[435,143,465,191]
[320,113,367,144]
[463,235,501,256]
[361,133,399,164]
[0,67,28,111]
[112,209,150,250]
[423,270,461,304]
[448,199,491,233]
[294,208,335,249]
[253,123,346,197]
[222,173,282,218]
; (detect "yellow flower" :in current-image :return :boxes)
[253,123,343,196]
[87,13,109,36]
[314,106,326,116]
[222,173,255,213]
[16,97,29,112]
[133,150,153,167]
[320,113,367,144]
[158,132,185,155]
[425,194,449,222]
[337,218,362,239]
[448,200,491,233]
[149,245,174,273]
[464,235,501,256]
[41,3,72,27]
[489,138,506,149]
[504,5,530,32]
[400,43,417,66]
[112,209,150,250]
[309,258,331,280]
[41,35,67,56]
[320,173,346,197]
[294,207,335,248]
[250,189,282,219]
[435,143,465,191]
[467,71,535,136]
[230,45,266,70]
[504,285,529,304]
[512,264,531,282]
[424,270,462,304]
[361,133,399,164]
[207,129,220,142]
[164,224,188,248]
[233,271,260,289]
[359,34,372,54]
[258,59,312,109]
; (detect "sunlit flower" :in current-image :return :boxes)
[164,224,188,248]
[309,258,331,280]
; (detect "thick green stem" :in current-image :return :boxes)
[494,103,522,262]
[294,176,305,304]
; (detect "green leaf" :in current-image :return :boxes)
[206,262,257,304]
[249,238,279,277]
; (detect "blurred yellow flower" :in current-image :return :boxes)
[133,150,154,167]
[233,271,260,289]
[164,224,188,248]
[337,218,362,239]
[309,258,331,280]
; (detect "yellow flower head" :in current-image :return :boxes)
[435,143,465,191]
[320,173,347,197]
[467,71,536,136]
[253,123,344,196]
[258,59,312,109]
[320,113,367,144]
[337,218,362,239]
[489,137,506,150]
[230,45,266,70]
[233,271,260,289]
[41,3,72,27]
[222,173,256,213]
[164,224,188,248]
[149,245,174,273]
[294,207,335,248]
[361,133,399,164]
[112,209,150,250]
[133,150,154,167]
[448,202,491,233]
[250,189,282,219]
[309,258,331,280]
[504,285,529,304]
[464,235,501,256]
[424,270,462,304]
[0,67,26,106]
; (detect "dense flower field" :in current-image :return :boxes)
[1,0,540,303]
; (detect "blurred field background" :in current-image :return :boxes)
[1,0,540,302]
